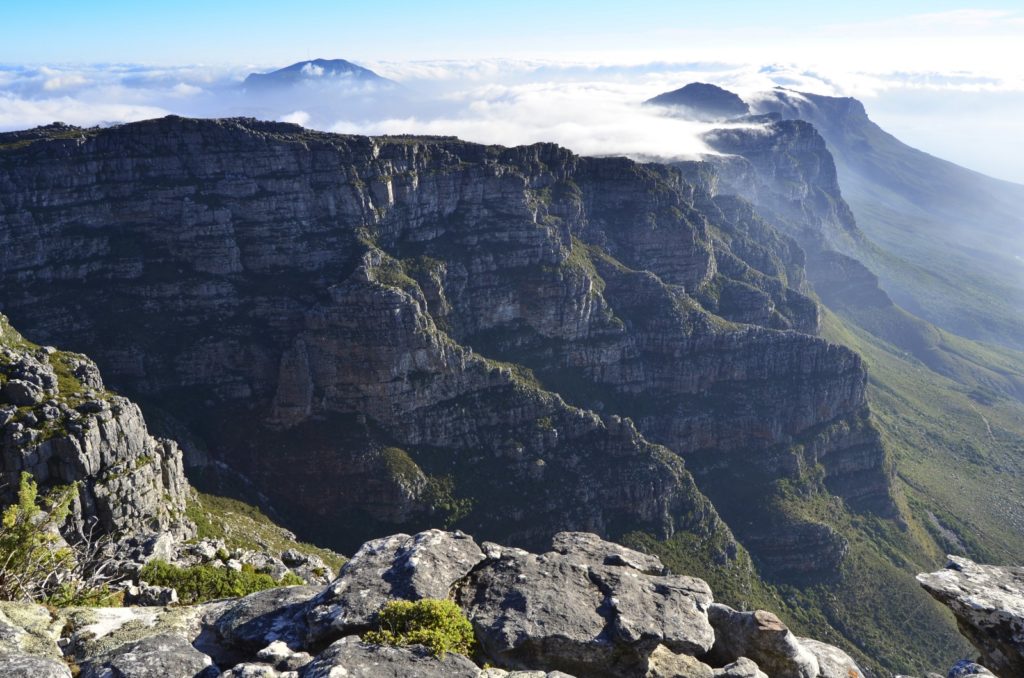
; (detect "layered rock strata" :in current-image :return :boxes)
[0,118,894,575]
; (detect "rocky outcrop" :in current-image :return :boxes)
[0,529,865,678]
[0,313,191,541]
[918,556,1024,677]
[0,117,894,578]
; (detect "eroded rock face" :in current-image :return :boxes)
[918,556,1024,677]
[0,314,192,541]
[705,605,821,678]
[0,118,892,578]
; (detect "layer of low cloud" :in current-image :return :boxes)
[0,59,1022,182]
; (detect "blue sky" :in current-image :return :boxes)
[7,0,1024,64]
[2,2,1023,182]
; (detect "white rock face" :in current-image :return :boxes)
[918,556,1024,678]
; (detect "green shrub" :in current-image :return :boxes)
[363,598,476,657]
[0,473,76,602]
[138,559,302,604]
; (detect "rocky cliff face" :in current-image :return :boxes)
[0,313,191,540]
[0,117,893,576]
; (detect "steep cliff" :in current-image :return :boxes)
[0,313,191,540]
[751,88,1024,354]
[0,117,892,578]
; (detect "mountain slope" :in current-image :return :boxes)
[752,88,1024,352]
[0,117,892,569]
[0,116,984,673]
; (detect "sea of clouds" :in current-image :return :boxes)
[1,58,1022,181]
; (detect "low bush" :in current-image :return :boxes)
[363,598,476,657]
[138,559,304,604]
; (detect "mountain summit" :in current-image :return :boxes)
[645,82,749,120]
[243,58,392,89]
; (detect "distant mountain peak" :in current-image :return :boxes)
[243,58,392,89]
[645,82,750,120]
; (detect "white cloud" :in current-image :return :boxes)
[170,82,203,97]
[0,57,1022,182]
[281,110,310,126]
[329,79,729,160]
[300,62,324,77]
[0,92,167,128]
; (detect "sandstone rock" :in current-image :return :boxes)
[0,653,73,678]
[0,600,65,660]
[299,636,480,678]
[479,671,577,678]
[221,663,293,677]
[216,586,321,653]
[305,529,484,642]
[645,643,714,677]
[0,315,194,543]
[798,637,865,678]
[705,605,818,678]
[551,531,666,574]
[945,659,996,678]
[78,632,220,678]
[256,640,313,671]
[712,657,768,678]
[917,556,1024,677]
[461,533,714,676]
[2,379,45,406]
[125,581,179,606]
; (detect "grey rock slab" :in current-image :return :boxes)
[215,585,321,652]
[79,632,220,678]
[0,653,73,678]
[305,529,484,642]
[2,378,45,406]
[550,532,666,575]
[0,600,65,659]
[946,659,996,678]
[257,640,313,671]
[712,657,769,678]
[918,556,1024,678]
[645,643,714,677]
[798,637,866,678]
[299,636,480,677]
[462,548,609,673]
[461,534,714,676]
[590,565,713,654]
[220,663,289,678]
[705,604,819,678]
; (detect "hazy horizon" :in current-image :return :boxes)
[3,1,1022,183]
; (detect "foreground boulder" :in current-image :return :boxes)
[302,636,481,677]
[461,535,714,676]
[0,530,868,677]
[918,556,1024,677]
[305,529,485,642]
[78,632,219,678]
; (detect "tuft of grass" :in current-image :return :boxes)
[184,491,345,573]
